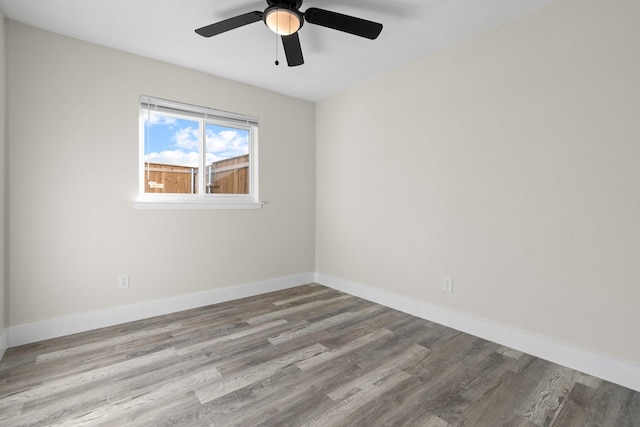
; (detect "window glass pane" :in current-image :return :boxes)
[205,123,250,194]
[144,112,200,194]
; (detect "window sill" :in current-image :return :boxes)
[133,198,264,210]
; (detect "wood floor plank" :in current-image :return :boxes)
[194,343,327,405]
[272,288,334,306]
[176,319,289,356]
[35,324,182,364]
[268,305,384,346]
[245,294,352,325]
[516,366,580,425]
[1,284,638,427]
[301,370,413,427]
[199,358,361,427]
[296,328,392,371]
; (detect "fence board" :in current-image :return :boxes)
[144,154,249,194]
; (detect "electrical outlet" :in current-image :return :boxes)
[117,274,130,290]
[442,277,453,293]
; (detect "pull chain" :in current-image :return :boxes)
[275,30,279,66]
[274,10,280,65]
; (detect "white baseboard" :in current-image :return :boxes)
[7,272,639,393]
[8,273,314,348]
[0,329,7,360]
[315,273,640,393]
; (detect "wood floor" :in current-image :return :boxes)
[1,285,638,426]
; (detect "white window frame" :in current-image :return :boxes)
[134,95,262,210]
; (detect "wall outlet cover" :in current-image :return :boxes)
[442,277,453,293]
[117,274,130,290]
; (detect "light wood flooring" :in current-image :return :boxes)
[1,284,639,426]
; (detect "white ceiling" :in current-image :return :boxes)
[0,0,557,102]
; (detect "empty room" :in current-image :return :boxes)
[0,0,639,425]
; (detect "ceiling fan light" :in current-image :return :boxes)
[265,8,301,36]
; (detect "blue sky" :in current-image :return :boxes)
[144,112,249,167]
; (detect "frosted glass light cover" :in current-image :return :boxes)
[265,9,301,35]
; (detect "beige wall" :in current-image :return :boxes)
[316,0,640,364]
[0,11,6,332]
[5,0,640,370]
[6,22,316,326]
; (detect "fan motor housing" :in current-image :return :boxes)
[266,0,303,9]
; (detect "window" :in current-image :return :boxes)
[136,96,261,209]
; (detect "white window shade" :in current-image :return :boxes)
[139,95,259,126]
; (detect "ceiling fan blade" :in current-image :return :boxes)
[282,33,304,67]
[195,11,263,37]
[304,7,382,40]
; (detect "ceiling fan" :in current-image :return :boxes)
[195,0,383,67]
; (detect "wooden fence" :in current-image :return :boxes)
[145,154,249,194]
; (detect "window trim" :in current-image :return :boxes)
[135,96,262,210]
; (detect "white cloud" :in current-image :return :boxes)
[174,127,199,150]
[144,123,250,168]
[206,152,222,164]
[145,112,177,127]
[206,128,249,159]
[146,150,199,168]
[146,151,225,168]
